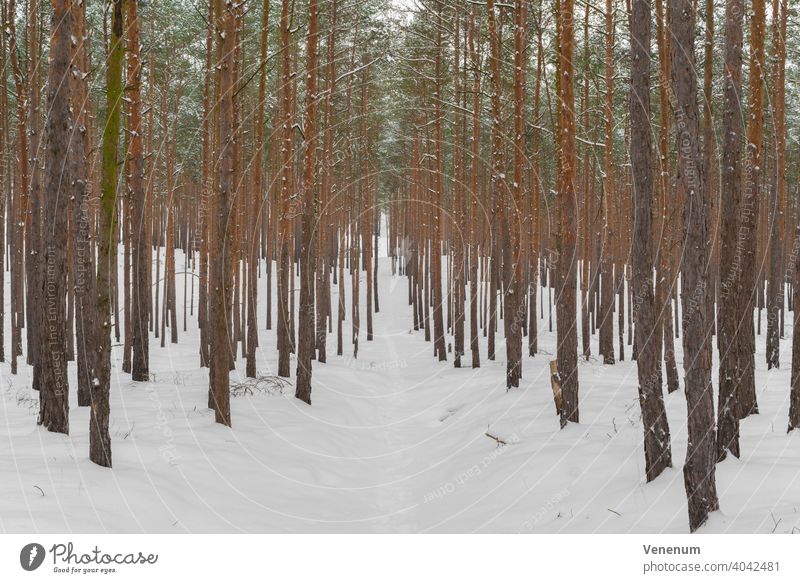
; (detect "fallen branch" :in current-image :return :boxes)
[485,432,509,447]
[771,511,782,533]
[231,375,291,397]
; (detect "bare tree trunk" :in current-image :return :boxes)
[128,0,150,382]
[209,0,235,426]
[579,2,590,362]
[655,0,679,393]
[0,0,7,363]
[736,0,765,418]
[70,0,94,406]
[93,0,126,466]
[7,0,29,377]
[556,0,579,426]
[37,0,73,435]
[26,0,41,382]
[295,0,320,405]
[276,0,293,378]
[315,0,336,365]
[669,0,719,531]
[529,10,543,358]
[716,0,744,460]
[791,218,800,431]
[702,0,716,344]
[766,0,786,370]
[630,0,672,482]
[198,1,213,368]
[246,0,270,378]
[430,2,446,362]
[599,0,615,365]
[452,9,464,369]
[468,6,482,368]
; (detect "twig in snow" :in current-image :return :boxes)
[484,432,508,447]
[33,485,45,497]
[607,508,621,517]
[121,422,135,440]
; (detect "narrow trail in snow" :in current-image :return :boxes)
[330,261,434,532]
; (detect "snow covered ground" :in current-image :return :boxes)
[1,237,799,533]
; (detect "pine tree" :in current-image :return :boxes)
[556,0,579,426]
[37,0,73,435]
[128,0,150,382]
[669,0,719,531]
[717,0,744,460]
[630,0,672,481]
[295,0,320,404]
[93,0,126,466]
[209,0,236,426]
[736,0,766,418]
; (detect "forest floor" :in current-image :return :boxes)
[1,242,799,533]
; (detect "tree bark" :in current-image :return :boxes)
[209,0,235,426]
[556,0,579,426]
[669,0,719,531]
[276,0,293,377]
[630,0,672,482]
[736,0,765,418]
[716,0,744,460]
[599,0,615,365]
[93,0,126,466]
[295,0,320,404]
[765,0,786,370]
[128,0,150,382]
[468,6,482,368]
[37,0,73,435]
[504,0,525,387]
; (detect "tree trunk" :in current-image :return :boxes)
[128,0,150,382]
[93,0,126,466]
[430,2,446,362]
[70,0,94,406]
[556,0,579,426]
[655,0,679,394]
[669,0,719,531]
[37,0,73,435]
[468,6,482,368]
[209,0,235,426]
[630,0,672,482]
[276,0,293,378]
[736,0,765,418]
[599,0,615,365]
[765,0,786,370]
[505,0,525,387]
[716,0,744,460]
[295,0,320,405]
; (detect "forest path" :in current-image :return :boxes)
[315,259,448,532]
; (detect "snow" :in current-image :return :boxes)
[1,225,799,533]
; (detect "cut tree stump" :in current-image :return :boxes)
[549,360,563,416]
